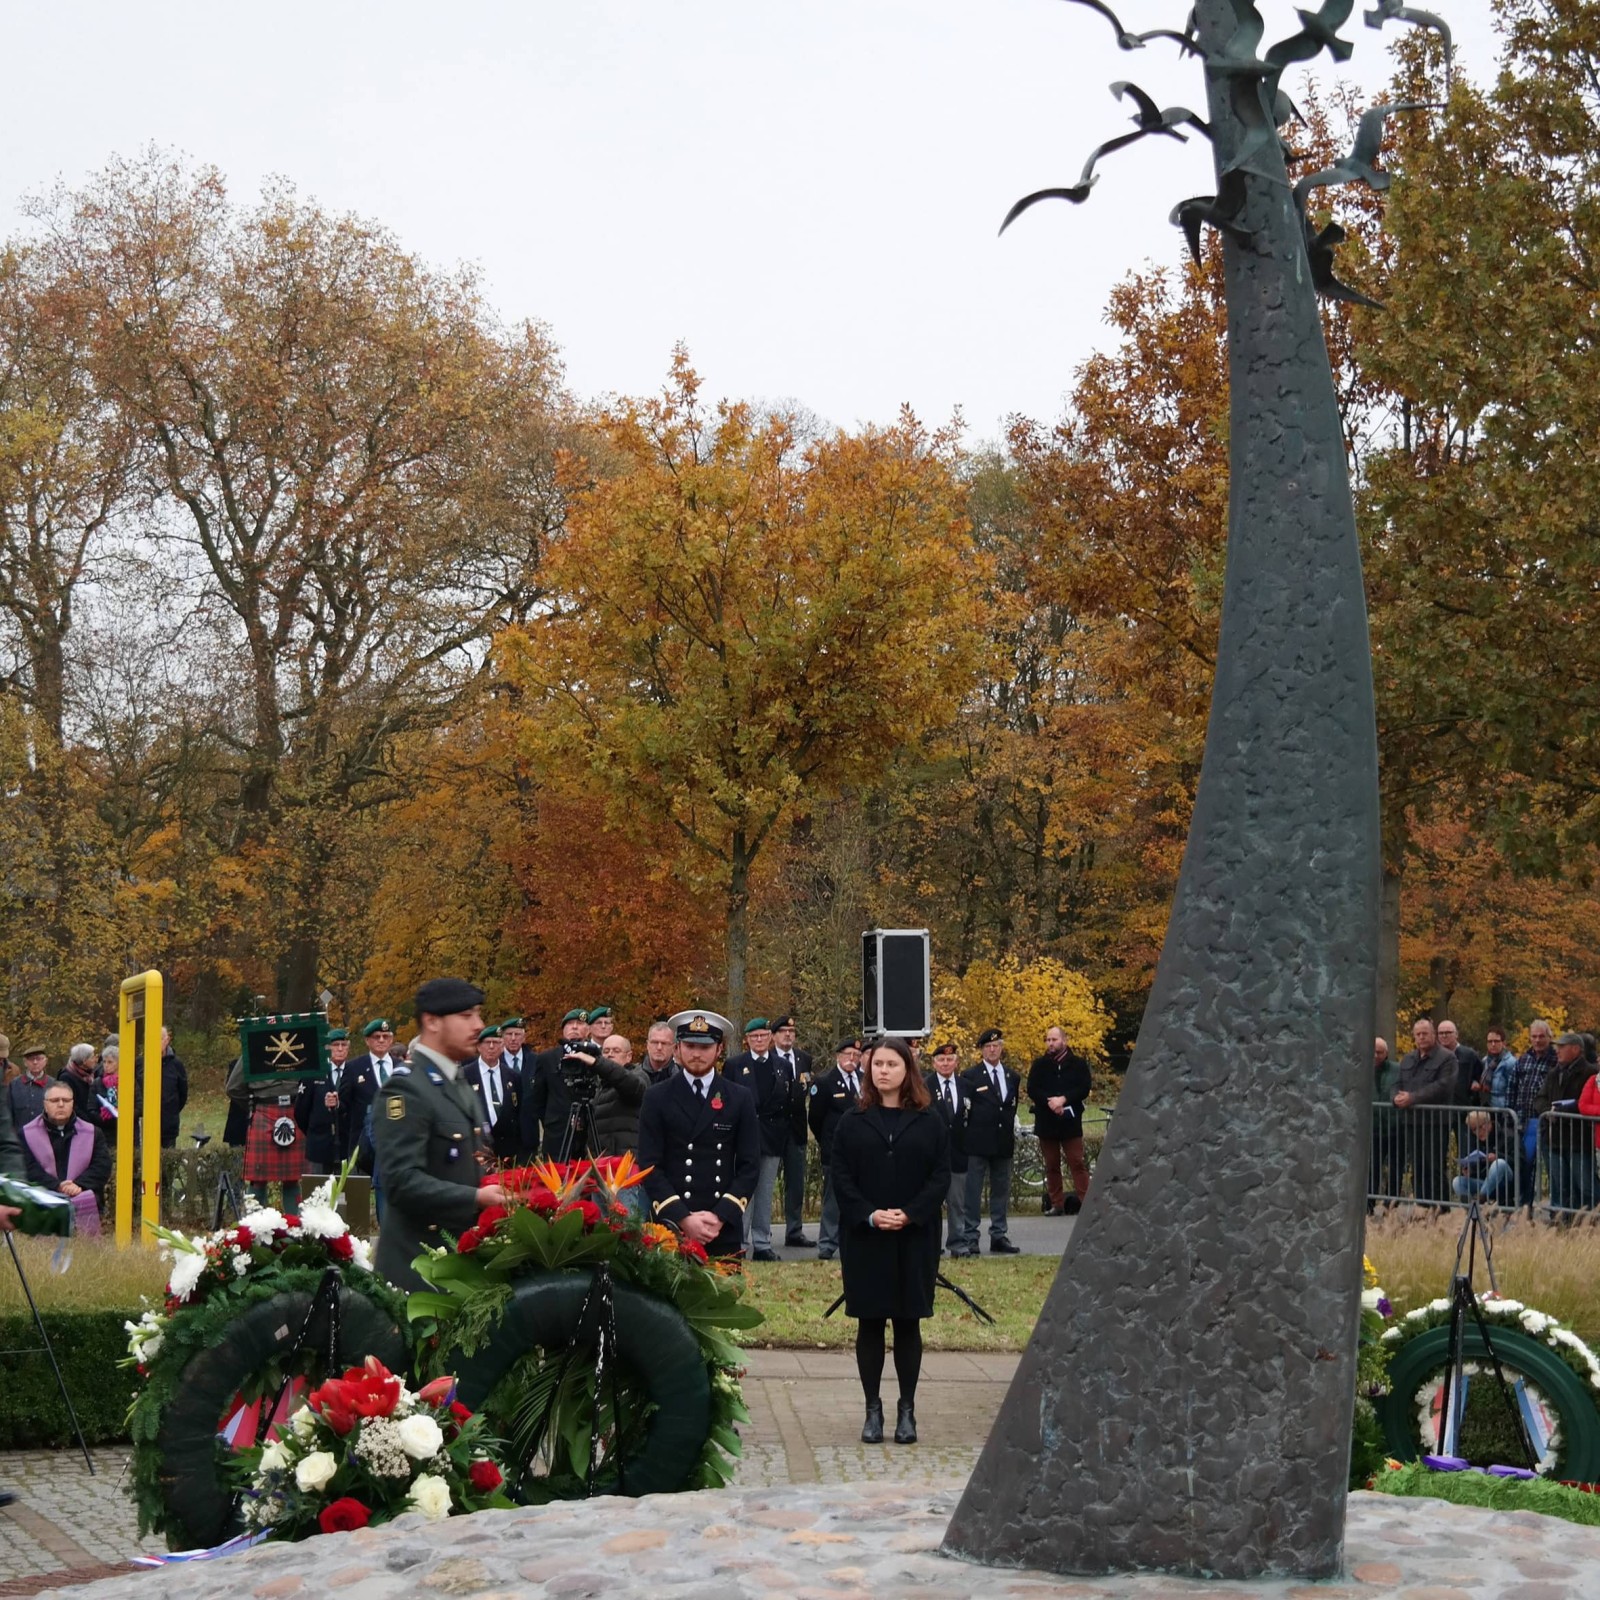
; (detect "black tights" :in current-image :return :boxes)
[855,1316,922,1404]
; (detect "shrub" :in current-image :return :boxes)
[0,1309,138,1446]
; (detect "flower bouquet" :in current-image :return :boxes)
[411,1155,760,1496]
[240,1358,511,1537]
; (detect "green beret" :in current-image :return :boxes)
[500,1017,525,1030]
[587,1006,612,1023]
[744,1017,771,1034]
[326,1028,349,1042]
[562,1008,587,1024]
[363,1019,393,1038]
[477,1025,501,1041]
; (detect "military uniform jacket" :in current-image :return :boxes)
[465,1058,524,1162]
[924,1070,971,1173]
[807,1066,862,1165]
[724,1051,806,1157]
[637,1072,760,1255]
[959,1061,1021,1159]
[294,1069,349,1168]
[371,1053,488,1292]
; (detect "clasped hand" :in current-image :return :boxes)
[871,1208,909,1230]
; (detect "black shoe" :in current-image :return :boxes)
[861,1399,884,1443]
[894,1399,917,1444]
[1062,1195,1082,1215]
[1041,1203,1064,1216]
[0,1490,17,1509]
[752,1249,779,1262]
[817,1249,837,1260]
[786,1233,813,1247]
[989,1238,1021,1254]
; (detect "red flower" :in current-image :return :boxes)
[318,1497,371,1534]
[528,1191,558,1214]
[231,1226,254,1249]
[710,1095,724,1111]
[478,1205,509,1230]
[679,1237,708,1264]
[457,1227,483,1254]
[283,1215,301,1229]
[310,1357,402,1433]
[416,1376,457,1408]
[450,1400,472,1422]
[467,1458,503,1492]
[326,1234,355,1262]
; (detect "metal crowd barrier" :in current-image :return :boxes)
[1368,1102,1523,1210]
[1537,1108,1600,1216]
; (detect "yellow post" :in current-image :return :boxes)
[115,971,164,1248]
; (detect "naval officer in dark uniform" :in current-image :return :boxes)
[372,978,505,1291]
[637,1010,760,1258]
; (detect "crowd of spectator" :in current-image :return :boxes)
[1372,1018,1600,1215]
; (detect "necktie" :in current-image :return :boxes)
[375,1058,388,1088]
[846,1073,858,1097]
[694,1077,706,1100]
[485,1068,499,1123]
[991,1066,1002,1095]
[944,1079,953,1108]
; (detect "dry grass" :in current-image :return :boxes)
[0,1236,168,1315]
[1366,1211,1600,1341]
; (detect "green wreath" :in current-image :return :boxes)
[449,1270,712,1498]
[125,1191,410,1550]
[1378,1301,1600,1483]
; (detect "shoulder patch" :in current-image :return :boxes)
[386,1095,406,1120]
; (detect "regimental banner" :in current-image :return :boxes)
[238,1011,329,1082]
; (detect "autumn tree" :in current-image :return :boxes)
[500,352,984,1024]
[37,152,568,1006]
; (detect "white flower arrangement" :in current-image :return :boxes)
[406,1474,453,1521]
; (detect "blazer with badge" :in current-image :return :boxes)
[294,1070,349,1169]
[372,1052,489,1292]
[959,1060,1021,1159]
[465,1058,524,1161]
[636,1071,760,1256]
[807,1066,860,1166]
[924,1070,971,1173]
[724,1051,806,1157]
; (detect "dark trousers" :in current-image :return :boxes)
[781,1137,807,1239]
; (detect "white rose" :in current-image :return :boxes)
[290,1406,319,1438]
[294,1450,338,1492]
[406,1473,453,1520]
[398,1414,444,1460]
[259,1441,289,1473]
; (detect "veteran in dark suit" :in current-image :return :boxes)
[340,1019,400,1162]
[807,1037,863,1261]
[959,1027,1021,1254]
[372,978,504,1292]
[637,1011,760,1259]
[464,1025,523,1162]
[295,1027,351,1174]
[724,1016,810,1259]
[925,1040,972,1255]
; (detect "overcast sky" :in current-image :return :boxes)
[3,2,1500,441]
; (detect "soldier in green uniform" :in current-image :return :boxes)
[372,977,505,1291]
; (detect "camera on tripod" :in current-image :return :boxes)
[559,1041,599,1102]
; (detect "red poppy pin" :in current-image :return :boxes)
[710,1094,724,1111]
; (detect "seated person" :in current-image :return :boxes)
[20,1082,112,1235]
[1452,1109,1514,1207]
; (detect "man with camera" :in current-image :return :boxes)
[593,1033,648,1158]
[521,1008,590,1158]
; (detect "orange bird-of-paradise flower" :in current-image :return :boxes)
[519,1157,592,1207]
[592,1151,653,1207]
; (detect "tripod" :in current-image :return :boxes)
[2,1231,94,1472]
[1435,1185,1537,1468]
[193,1134,245,1229]
[557,1077,598,1165]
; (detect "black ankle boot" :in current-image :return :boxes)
[894,1398,917,1444]
[861,1398,884,1443]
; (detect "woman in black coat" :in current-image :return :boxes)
[831,1035,949,1445]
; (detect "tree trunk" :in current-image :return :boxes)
[725,832,750,1029]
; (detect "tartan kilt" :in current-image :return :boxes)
[244,1100,305,1183]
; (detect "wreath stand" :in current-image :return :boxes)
[2,1232,93,1472]
[1435,1187,1536,1468]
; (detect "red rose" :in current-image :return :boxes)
[283,1215,301,1229]
[450,1401,472,1422]
[558,1199,602,1227]
[232,1226,254,1249]
[318,1497,371,1534]
[326,1234,355,1262]
[467,1459,503,1492]
[478,1205,509,1230]
[529,1191,558,1214]
[458,1227,482,1254]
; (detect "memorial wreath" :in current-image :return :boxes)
[409,1154,761,1501]
[124,1172,410,1550]
[1378,1292,1600,1483]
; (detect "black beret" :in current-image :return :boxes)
[415,977,486,1018]
[836,1036,861,1054]
[773,1014,798,1030]
[976,1027,1004,1047]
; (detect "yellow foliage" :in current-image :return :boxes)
[932,956,1112,1066]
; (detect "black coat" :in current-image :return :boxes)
[724,1051,807,1156]
[923,1070,970,1173]
[1027,1050,1093,1140]
[831,1105,949,1320]
[772,1047,813,1141]
[1453,1045,1487,1105]
[294,1070,350,1169]
[522,1044,578,1158]
[807,1065,863,1165]
[340,1053,401,1154]
[637,1071,761,1256]
[465,1058,524,1161]
[158,1049,189,1148]
[959,1062,1021,1158]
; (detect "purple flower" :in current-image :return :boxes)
[1487,1464,1537,1479]
[1377,1297,1392,1317]
[1423,1454,1470,1472]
